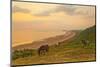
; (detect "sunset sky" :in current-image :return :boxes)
[12,1,96,46]
[12,1,95,31]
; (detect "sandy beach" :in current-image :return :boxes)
[12,31,76,50]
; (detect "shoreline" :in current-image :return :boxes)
[12,31,76,50]
[12,31,66,47]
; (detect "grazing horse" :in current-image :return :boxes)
[81,40,89,47]
[38,45,49,56]
[55,42,60,47]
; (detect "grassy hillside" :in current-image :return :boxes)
[12,25,96,66]
[78,25,96,43]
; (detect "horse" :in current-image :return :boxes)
[55,42,60,47]
[38,45,49,56]
[81,39,89,47]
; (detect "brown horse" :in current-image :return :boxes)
[38,45,49,56]
[81,40,89,47]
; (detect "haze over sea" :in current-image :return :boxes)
[12,30,65,47]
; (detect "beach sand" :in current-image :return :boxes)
[12,31,76,51]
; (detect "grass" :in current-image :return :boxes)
[12,25,96,66]
[12,40,96,65]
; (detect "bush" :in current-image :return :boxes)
[12,49,35,60]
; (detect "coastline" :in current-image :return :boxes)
[12,31,76,51]
[12,31,66,47]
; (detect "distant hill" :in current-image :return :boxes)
[77,25,96,43]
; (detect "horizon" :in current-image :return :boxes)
[12,1,96,46]
[12,1,95,31]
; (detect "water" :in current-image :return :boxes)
[12,30,65,47]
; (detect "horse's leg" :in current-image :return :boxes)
[39,50,44,56]
[83,43,85,48]
[83,42,87,48]
[38,50,41,56]
[46,49,49,55]
[43,50,46,55]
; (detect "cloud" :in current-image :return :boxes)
[55,5,95,17]
[33,8,57,16]
[34,5,95,18]
[34,11,51,16]
[33,5,78,16]
[13,6,30,13]
[75,6,95,17]
[55,5,77,15]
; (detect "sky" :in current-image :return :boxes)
[12,1,96,31]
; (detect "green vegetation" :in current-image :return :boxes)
[12,49,36,60]
[12,25,96,66]
[78,25,96,43]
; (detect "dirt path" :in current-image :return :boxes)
[13,31,76,50]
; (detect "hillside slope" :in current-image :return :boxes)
[83,25,96,42]
[74,25,96,44]
[12,25,96,66]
